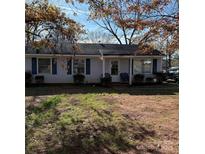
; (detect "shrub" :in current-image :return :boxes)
[35,75,44,84]
[25,71,32,86]
[42,96,61,110]
[133,74,144,84]
[175,75,179,83]
[100,73,112,86]
[154,72,166,83]
[73,74,85,84]
[120,73,129,83]
[145,77,154,83]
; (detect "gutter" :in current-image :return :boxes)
[25,54,163,58]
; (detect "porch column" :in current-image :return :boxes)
[129,57,132,85]
[71,57,74,75]
[102,58,105,77]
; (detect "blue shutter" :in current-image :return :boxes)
[153,59,157,73]
[52,58,57,74]
[67,59,72,74]
[86,59,91,75]
[32,58,37,74]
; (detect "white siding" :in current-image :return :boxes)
[25,57,31,72]
[105,58,110,74]
[25,56,104,83]
[85,57,102,83]
[25,56,163,83]
[120,58,129,73]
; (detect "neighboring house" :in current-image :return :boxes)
[25,43,163,85]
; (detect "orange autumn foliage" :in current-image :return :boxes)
[26,0,84,49]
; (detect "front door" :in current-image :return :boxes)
[110,60,119,82]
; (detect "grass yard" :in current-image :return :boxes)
[26,84,178,154]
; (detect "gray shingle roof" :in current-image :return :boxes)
[25,43,163,56]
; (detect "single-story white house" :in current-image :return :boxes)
[25,43,163,85]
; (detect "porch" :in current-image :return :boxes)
[100,56,162,85]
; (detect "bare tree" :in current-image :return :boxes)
[77,30,116,43]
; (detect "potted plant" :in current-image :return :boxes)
[100,73,112,87]
[133,74,144,84]
[35,75,44,84]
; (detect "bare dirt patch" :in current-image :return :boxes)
[26,84,178,154]
[102,94,179,154]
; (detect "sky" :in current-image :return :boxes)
[48,0,101,32]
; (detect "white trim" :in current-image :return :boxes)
[160,57,163,71]
[71,58,74,75]
[102,58,105,78]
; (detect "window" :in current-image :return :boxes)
[73,59,85,74]
[38,58,51,74]
[133,59,152,74]
[111,61,118,75]
[143,60,152,73]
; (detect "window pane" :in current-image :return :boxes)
[73,59,85,74]
[38,59,50,74]
[143,60,151,73]
[39,59,50,65]
[133,60,142,74]
[111,61,118,75]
